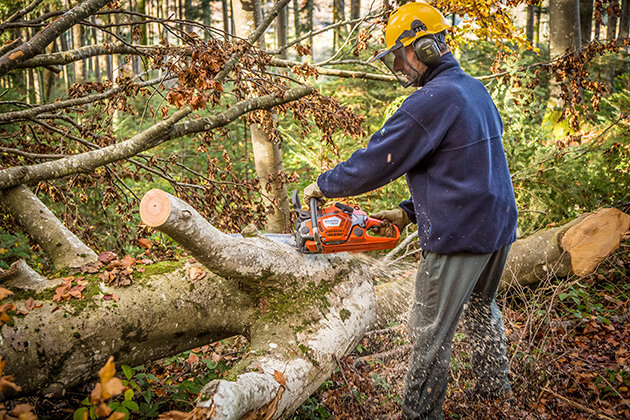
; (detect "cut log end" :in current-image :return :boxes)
[140,189,172,227]
[561,208,630,276]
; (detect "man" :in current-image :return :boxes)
[303,2,518,419]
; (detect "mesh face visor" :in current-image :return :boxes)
[371,44,419,88]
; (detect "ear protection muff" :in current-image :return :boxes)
[413,36,441,68]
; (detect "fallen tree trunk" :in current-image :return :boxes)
[500,208,630,289]
[0,258,256,399]
[140,189,376,418]
[1,189,627,417]
[0,184,97,270]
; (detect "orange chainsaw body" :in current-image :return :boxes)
[292,191,400,254]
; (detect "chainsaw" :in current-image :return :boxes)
[291,190,400,254]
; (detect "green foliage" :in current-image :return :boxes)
[0,227,47,270]
[290,397,331,419]
[474,46,630,235]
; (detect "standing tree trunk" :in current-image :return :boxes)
[351,0,361,20]
[67,0,86,82]
[293,0,300,41]
[233,0,291,233]
[222,0,231,38]
[606,1,619,39]
[277,4,288,59]
[620,0,630,38]
[580,0,593,44]
[535,4,542,43]
[549,0,582,106]
[306,0,313,56]
[526,4,536,42]
[333,0,345,51]
[201,0,212,39]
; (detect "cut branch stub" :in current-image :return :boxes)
[139,189,172,227]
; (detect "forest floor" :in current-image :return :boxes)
[291,239,630,420]
[4,240,629,420]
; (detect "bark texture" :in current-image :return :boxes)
[0,260,255,398]
[0,184,97,270]
[500,208,630,289]
[140,188,376,418]
[549,0,581,105]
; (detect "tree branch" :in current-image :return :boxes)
[0,73,167,124]
[0,0,45,26]
[0,107,189,189]
[0,0,112,77]
[16,42,153,69]
[214,0,291,83]
[0,86,314,190]
[270,57,396,82]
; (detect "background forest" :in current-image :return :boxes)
[0,0,629,418]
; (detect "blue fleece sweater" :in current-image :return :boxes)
[317,52,518,254]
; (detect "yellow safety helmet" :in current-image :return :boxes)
[372,2,449,63]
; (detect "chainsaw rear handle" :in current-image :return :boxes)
[310,197,323,252]
[365,216,401,239]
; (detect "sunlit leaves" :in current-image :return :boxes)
[88,356,126,419]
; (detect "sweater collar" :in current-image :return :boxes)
[422,52,461,85]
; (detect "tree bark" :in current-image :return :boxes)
[351,0,361,20]
[580,0,594,44]
[0,259,256,399]
[526,5,536,42]
[222,0,231,38]
[549,0,582,105]
[139,189,375,418]
[277,3,288,59]
[0,184,97,270]
[0,86,315,190]
[620,0,630,39]
[68,0,85,82]
[500,208,630,289]
[0,0,111,77]
[606,2,619,40]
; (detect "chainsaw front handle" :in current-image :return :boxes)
[310,197,323,253]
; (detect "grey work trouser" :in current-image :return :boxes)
[402,245,512,420]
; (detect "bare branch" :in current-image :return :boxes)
[270,57,396,82]
[0,146,63,160]
[0,0,111,77]
[16,42,152,69]
[0,85,314,189]
[0,107,190,189]
[268,10,386,55]
[1,0,45,26]
[171,85,314,137]
[215,0,291,82]
[0,73,168,124]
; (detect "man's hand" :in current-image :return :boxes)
[303,182,325,205]
[371,207,411,237]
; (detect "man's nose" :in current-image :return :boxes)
[393,56,403,71]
